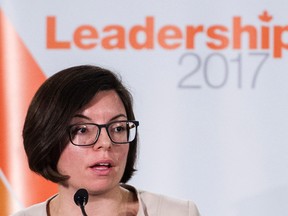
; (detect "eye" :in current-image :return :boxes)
[110,122,127,133]
[71,125,88,135]
[114,125,125,133]
[78,127,87,134]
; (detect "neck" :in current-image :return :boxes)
[49,185,138,216]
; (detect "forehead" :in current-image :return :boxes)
[77,90,126,117]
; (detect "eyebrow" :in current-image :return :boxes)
[72,113,127,122]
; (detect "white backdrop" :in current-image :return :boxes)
[2,1,288,215]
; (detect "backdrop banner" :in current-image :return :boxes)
[1,1,288,216]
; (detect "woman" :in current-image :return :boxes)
[13,65,200,216]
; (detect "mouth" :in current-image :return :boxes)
[89,161,114,171]
[93,162,112,169]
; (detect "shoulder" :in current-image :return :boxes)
[139,190,200,216]
[11,202,46,216]
[122,184,200,216]
[11,195,56,216]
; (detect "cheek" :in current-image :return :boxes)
[57,145,82,175]
[115,146,129,166]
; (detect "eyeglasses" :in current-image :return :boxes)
[68,120,139,146]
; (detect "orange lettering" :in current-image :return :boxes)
[45,14,287,59]
[74,25,98,49]
[233,17,257,49]
[46,16,70,49]
[102,25,125,49]
[274,26,288,58]
[129,16,154,49]
[186,26,204,49]
[158,26,182,49]
[207,26,229,49]
[261,26,270,49]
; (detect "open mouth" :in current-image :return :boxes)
[91,162,112,170]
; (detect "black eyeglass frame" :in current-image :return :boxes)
[68,120,139,146]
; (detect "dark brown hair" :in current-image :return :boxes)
[23,65,137,183]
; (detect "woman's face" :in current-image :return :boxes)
[57,90,129,194]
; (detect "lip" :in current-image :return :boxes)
[88,159,115,176]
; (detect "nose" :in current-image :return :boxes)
[92,127,112,150]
